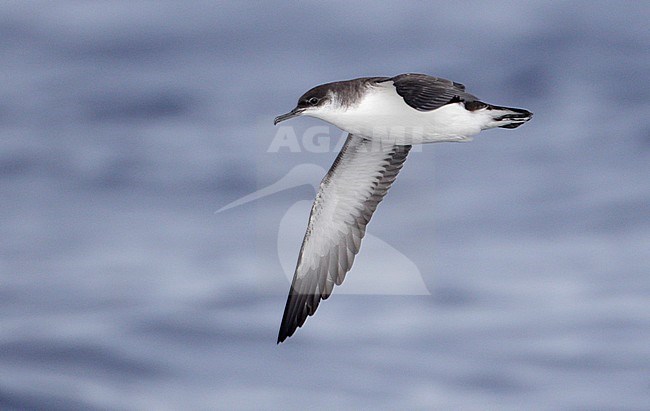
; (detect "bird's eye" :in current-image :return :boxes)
[307,97,319,105]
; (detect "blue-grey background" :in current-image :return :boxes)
[1,1,649,410]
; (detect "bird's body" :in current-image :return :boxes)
[274,73,532,343]
[315,79,484,143]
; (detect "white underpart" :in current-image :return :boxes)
[308,82,495,145]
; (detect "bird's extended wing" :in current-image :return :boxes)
[387,73,479,112]
[278,134,411,343]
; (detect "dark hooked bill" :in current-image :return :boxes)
[274,108,304,125]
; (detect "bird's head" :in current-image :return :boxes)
[274,83,337,125]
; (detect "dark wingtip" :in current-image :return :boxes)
[277,327,290,344]
[277,291,318,344]
[277,323,298,344]
[277,312,300,343]
[277,293,297,344]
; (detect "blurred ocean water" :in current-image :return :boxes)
[1,1,649,410]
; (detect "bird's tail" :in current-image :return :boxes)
[483,104,533,129]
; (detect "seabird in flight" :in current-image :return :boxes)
[273,73,532,343]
